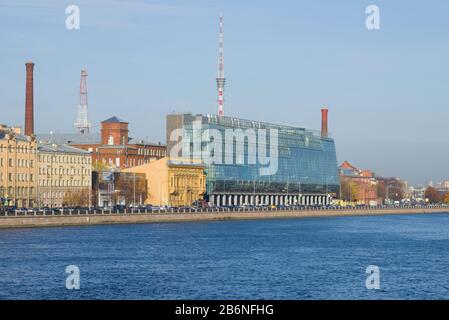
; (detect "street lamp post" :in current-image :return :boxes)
[339,177,342,200]
[88,180,92,209]
[286,175,296,205]
[349,181,352,204]
[0,187,4,209]
[50,154,54,208]
[325,176,335,205]
[133,172,136,206]
[299,176,309,206]
[253,178,256,206]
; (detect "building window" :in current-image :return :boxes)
[108,135,114,145]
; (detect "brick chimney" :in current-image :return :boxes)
[24,61,34,136]
[321,107,328,138]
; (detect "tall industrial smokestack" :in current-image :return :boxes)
[321,107,328,138]
[24,62,35,136]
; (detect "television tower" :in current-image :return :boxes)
[216,14,225,117]
[74,69,91,133]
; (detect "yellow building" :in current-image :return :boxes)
[123,157,206,207]
[0,125,38,207]
[37,143,92,208]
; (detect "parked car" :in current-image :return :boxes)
[112,204,127,211]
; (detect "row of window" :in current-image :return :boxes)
[170,176,204,188]
[0,145,36,153]
[0,187,35,196]
[0,174,90,186]
[137,148,166,157]
[0,173,35,183]
[101,157,154,168]
[39,167,90,176]
[0,158,35,168]
[1,156,90,168]
[97,158,173,169]
[39,154,91,165]
[41,192,64,199]
[39,179,90,187]
[107,135,127,146]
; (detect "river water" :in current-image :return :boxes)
[1,213,449,299]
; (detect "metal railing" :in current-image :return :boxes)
[1,204,448,217]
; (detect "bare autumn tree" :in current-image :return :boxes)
[340,179,359,201]
[62,189,90,207]
[425,187,442,204]
[377,181,386,200]
[377,177,403,201]
[114,173,147,205]
[443,192,449,205]
[92,161,108,172]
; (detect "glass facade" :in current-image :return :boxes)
[167,114,339,204]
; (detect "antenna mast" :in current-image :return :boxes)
[75,69,91,133]
[216,14,225,116]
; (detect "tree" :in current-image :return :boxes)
[444,192,449,205]
[92,161,108,172]
[63,189,90,207]
[377,182,386,200]
[377,177,403,202]
[340,179,359,202]
[425,187,442,204]
[113,173,147,205]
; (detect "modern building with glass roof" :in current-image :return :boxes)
[166,112,339,206]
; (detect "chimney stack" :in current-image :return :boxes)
[321,107,328,138]
[24,61,35,136]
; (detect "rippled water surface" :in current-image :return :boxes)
[1,213,449,299]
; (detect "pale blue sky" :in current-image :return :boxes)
[1,0,449,184]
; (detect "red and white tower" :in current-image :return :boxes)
[216,14,225,116]
[74,69,91,133]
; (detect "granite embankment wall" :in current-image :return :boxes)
[1,208,448,229]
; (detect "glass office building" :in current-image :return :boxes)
[167,113,339,206]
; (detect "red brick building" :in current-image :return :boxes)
[38,116,166,170]
[339,161,381,205]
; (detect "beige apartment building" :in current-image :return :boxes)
[37,143,92,207]
[123,157,206,207]
[0,125,38,207]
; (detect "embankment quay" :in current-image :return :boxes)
[0,206,448,229]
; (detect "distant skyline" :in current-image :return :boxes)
[1,0,449,184]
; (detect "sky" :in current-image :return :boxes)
[0,0,449,185]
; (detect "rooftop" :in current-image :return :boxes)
[128,137,165,146]
[340,161,358,170]
[0,126,33,142]
[97,145,136,149]
[102,116,127,123]
[171,113,331,139]
[37,133,101,145]
[38,143,91,155]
